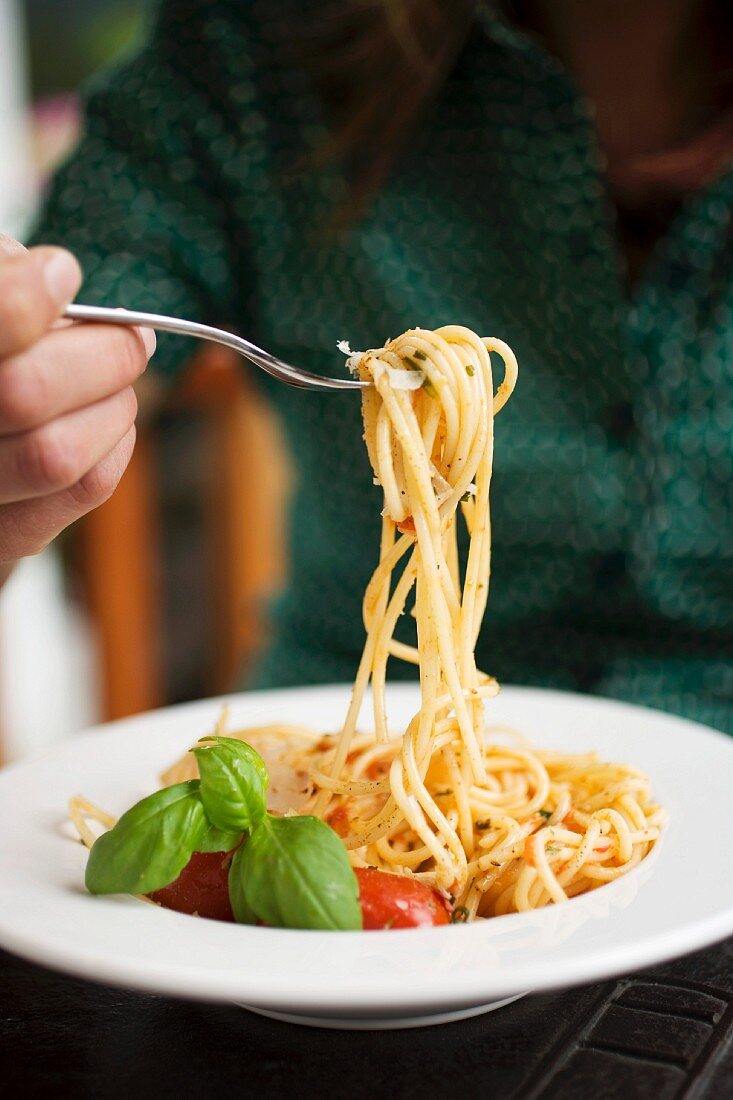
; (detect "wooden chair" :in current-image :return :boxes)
[78,347,290,721]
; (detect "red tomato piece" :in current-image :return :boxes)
[355,867,452,929]
[149,853,451,930]
[325,804,350,837]
[148,849,237,922]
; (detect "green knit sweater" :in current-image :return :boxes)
[33,0,733,732]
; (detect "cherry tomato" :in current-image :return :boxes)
[355,867,451,929]
[149,853,452,929]
[148,849,237,922]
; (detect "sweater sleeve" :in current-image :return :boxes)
[28,1,260,379]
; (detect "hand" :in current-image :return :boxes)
[0,236,155,572]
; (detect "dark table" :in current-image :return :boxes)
[3,940,733,1099]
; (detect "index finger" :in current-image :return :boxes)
[0,245,82,359]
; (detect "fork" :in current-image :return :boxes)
[63,304,368,392]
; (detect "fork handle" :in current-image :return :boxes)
[63,303,294,383]
[62,303,365,391]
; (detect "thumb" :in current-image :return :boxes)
[0,244,82,359]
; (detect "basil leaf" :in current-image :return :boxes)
[85,781,207,895]
[192,737,268,833]
[231,815,362,931]
[196,823,242,853]
[228,843,259,924]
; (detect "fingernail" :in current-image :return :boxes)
[43,249,82,306]
[138,327,157,357]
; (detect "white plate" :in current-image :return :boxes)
[1,684,732,1030]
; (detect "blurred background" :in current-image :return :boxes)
[0,0,290,760]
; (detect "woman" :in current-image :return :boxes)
[2,0,732,730]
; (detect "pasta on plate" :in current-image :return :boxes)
[155,326,665,922]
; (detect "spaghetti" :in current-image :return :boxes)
[306,326,664,916]
[72,325,666,925]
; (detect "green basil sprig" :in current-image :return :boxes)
[192,736,268,832]
[85,781,208,895]
[85,735,363,931]
[228,815,362,931]
[196,822,243,853]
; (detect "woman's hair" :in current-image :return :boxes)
[302,0,475,220]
